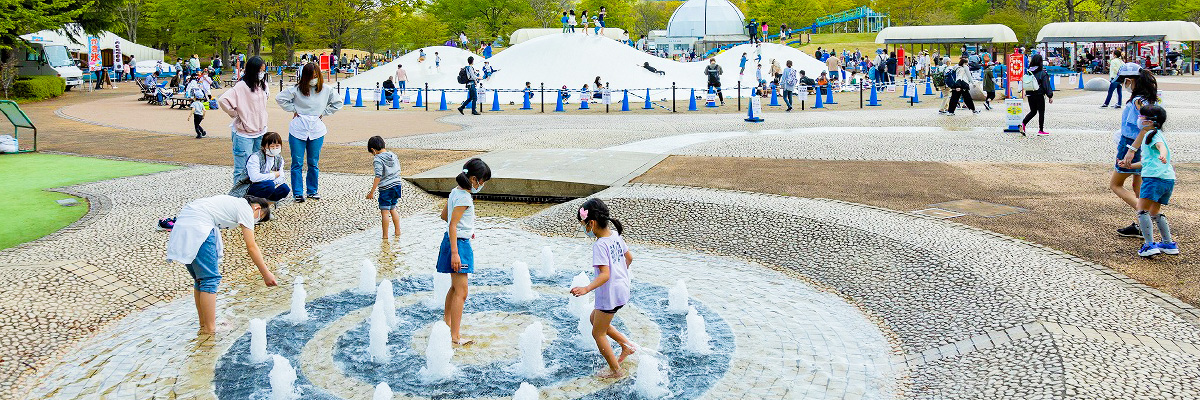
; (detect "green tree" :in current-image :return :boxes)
[427,0,529,38]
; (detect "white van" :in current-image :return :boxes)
[16,35,84,91]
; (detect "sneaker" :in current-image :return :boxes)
[1113,105,1121,109]
[1138,243,1161,257]
[307,193,320,200]
[1037,130,1050,135]
[1117,223,1141,238]
[972,110,981,114]
[457,107,464,115]
[293,195,305,203]
[938,110,948,115]
[156,217,175,231]
[1099,104,1108,108]
[1157,242,1180,255]
[944,112,955,116]
[984,103,992,110]
[1018,124,1026,136]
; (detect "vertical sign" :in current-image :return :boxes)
[1005,51,1025,132]
[897,47,905,73]
[319,55,330,72]
[113,41,122,71]
[88,36,101,72]
[1006,52,1024,99]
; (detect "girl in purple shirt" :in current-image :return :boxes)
[570,198,637,378]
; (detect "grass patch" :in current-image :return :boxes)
[0,153,179,250]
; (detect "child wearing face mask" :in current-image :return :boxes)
[437,157,492,346]
[1122,104,1179,257]
[245,132,291,202]
[570,198,636,378]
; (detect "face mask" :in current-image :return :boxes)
[258,72,266,80]
[585,227,596,238]
[471,183,485,194]
[309,79,318,86]
[267,148,281,157]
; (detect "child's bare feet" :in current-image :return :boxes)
[618,343,636,362]
[452,337,474,346]
[597,368,626,379]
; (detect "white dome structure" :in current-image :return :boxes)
[666,0,747,38]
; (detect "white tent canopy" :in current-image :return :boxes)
[1036,21,1200,42]
[510,28,628,45]
[21,24,164,62]
[874,24,1018,44]
[666,0,746,38]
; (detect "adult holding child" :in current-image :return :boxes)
[219,56,270,186]
[275,63,344,203]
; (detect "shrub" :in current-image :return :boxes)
[11,75,66,100]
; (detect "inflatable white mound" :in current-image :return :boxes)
[338,34,827,104]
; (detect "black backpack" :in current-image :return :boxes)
[457,67,469,84]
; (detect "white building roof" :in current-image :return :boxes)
[874,24,1018,44]
[1036,21,1200,42]
[20,25,164,62]
[666,0,747,38]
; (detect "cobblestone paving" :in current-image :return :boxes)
[523,184,1200,399]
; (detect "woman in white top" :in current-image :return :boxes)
[165,195,277,334]
[245,132,291,202]
[275,63,344,202]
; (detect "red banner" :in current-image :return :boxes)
[88,37,101,72]
[320,55,330,71]
[1006,52,1024,96]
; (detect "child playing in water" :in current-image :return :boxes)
[438,158,492,345]
[1121,104,1180,257]
[570,198,637,378]
[165,195,277,334]
[366,136,402,239]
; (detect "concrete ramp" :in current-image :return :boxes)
[409,149,666,200]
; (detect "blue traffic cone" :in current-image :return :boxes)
[899,80,910,98]
[378,89,388,106]
[824,84,836,104]
[491,90,501,111]
[343,88,351,105]
[354,88,364,107]
[705,87,718,107]
[688,88,698,111]
[643,88,652,109]
[438,90,448,111]
[415,90,424,107]
[866,82,881,106]
[520,91,532,110]
[812,85,824,109]
[621,90,630,111]
[1077,72,1084,90]
[745,89,763,122]
[769,86,780,106]
[391,91,401,109]
[579,93,590,110]
[555,90,565,112]
[1049,74,1056,91]
[911,85,920,104]
[925,78,934,95]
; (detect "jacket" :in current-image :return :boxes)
[218,80,269,136]
[275,84,343,117]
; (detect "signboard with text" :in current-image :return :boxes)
[113,41,122,70]
[87,37,101,72]
[320,55,330,71]
[1006,52,1024,99]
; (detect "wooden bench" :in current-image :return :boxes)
[168,95,191,109]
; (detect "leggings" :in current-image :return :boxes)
[1022,94,1046,130]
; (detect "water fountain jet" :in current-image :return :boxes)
[372,382,393,400]
[516,322,548,377]
[567,272,592,319]
[668,279,689,314]
[419,321,456,382]
[538,246,556,277]
[513,382,539,399]
[375,279,399,329]
[633,353,670,398]
[268,354,298,400]
[283,277,308,324]
[510,261,537,303]
[357,260,377,294]
[368,304,390,362]
[248,318,268,364]
[424,273,451,309]
[684,306,712,354]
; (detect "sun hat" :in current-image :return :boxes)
[1117,62,1142,78]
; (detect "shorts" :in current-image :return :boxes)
[185,229,222,293]
[435,232,474,274]
[1140,177,1175,205]
[1115,135,1143,174]
[598,304,625,314]
[378,185,401,210]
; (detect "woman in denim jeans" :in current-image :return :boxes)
[217,56,269,186]
[275,63,344,202]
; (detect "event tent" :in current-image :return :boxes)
[1036,21,1200,42]
[22,24,164,65]
[874,24,1018,44]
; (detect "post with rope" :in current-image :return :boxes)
[672,82,677,113]
[540,83,545,113]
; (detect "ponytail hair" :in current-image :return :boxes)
[455,158,491,189]
[243,195,271,221]
[577,198,624,235]
[1139,103,1167,145]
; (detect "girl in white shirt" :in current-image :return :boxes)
[245,132,290,202]
[165,195,277,334]
[436,158,492,346]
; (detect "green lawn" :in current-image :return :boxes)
[0,153,179,250]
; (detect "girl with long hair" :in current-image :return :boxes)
[275,63,344,202]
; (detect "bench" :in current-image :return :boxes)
[168,95,191,109]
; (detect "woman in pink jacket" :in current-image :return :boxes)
[218,56,270,185]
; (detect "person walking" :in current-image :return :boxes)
[747,20,759,44]
[780,60,797,111]
[982,62,996,110]
[942,58,978,116]
[704,58,725,105]
[1100,50,1125,108]
[568,10,577,33]
[395,64,408,94]
[458,56,481,115]
[1113,65,1159,237]
[825,52,842,83]
[275,63,344,203]
[1019,54,1054,135]
[218,56,270,186]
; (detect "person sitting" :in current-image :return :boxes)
[481,61,498,79]
[797,70,816,91]
[382,77,396,102]
[245,132,291,202]
[641,62,665,75]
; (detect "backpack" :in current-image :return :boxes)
[943,68,957,88]
[457,67,469,84]
[1022,71,1040,92]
